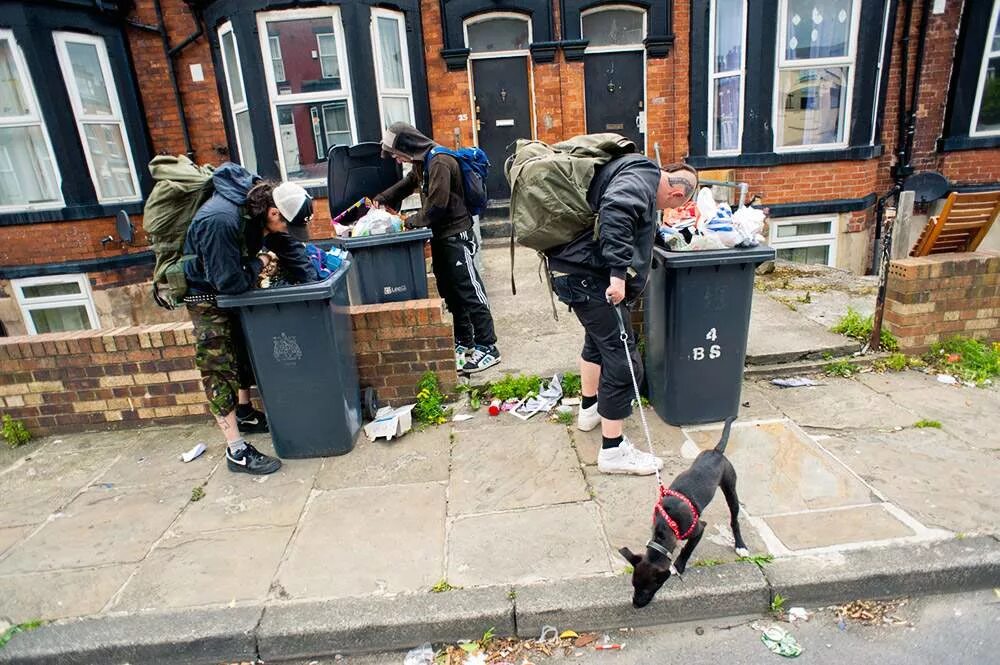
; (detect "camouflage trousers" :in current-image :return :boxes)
[186,301,256,417]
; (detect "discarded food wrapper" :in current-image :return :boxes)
[559,630,579,639]
[787,607,810,623]
[771,377,819,388]
[757,624,802,657]
[511,374,563,421]
[403,642,434,665]
[180,443,207,463]
[936,374,958,385]
[452,414,475,423]
[364,404,416,441]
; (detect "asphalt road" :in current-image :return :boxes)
[280,589,1000,665]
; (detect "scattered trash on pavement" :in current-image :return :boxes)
[771,377,820,388]
[593,634,625,651]
[937,374,958,385]
[755,624,802,657]
[452,414,475,423]
[574,634,598,648]
[559,630,578,639]
[511,375,563,421]
[180,442,207,463]
[488,399,502,416]
[835,599,910,626]
[787,607,810,623]
[538,626,558,642]
[364,404,416,441]
[403,642,434,665]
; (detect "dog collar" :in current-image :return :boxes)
[646,540,671,559]
[653,486,700,541]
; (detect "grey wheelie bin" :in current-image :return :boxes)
[326,142,432,305]
[644,245,775,426]
[216,262,361,458]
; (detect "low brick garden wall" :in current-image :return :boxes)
[0,299,457,435]
[884,251,1000,352]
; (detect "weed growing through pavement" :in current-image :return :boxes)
[190,486,205,502]
[414,372,451,425]
[693,558,725,568]
[431,579,459,593]
[832,308,899,351]
[1,415,30,449]
[0,620,43,648]
[770,593,787,615]
[560,372,582,398]
[738,553,774,569]
[914,419,942,429]
[487,374,542,401]
[554,411,574,426]
[824,360,857,377]
[873,352,924,372]
[925,337,1000,385]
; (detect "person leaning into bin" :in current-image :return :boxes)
[372,122,500,374]
[182,172,317,476]
[548,161,699,475]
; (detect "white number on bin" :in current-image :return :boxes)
[706,328,718,341]
[692,327,722,362]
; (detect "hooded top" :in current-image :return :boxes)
[183,163,264,296]
[375,122,472,239]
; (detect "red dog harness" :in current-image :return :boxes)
[653,485,700,540]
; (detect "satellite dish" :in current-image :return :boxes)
[115,210,135,245]
[902,171,950,204]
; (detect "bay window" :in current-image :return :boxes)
[258,7,356,183]
[0,29,62,212]
[708,0,746,155]
[218,22,257,174]
[54,32,140,203]
[371,9,415,129]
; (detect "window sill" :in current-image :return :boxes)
[0,201,145,227]
[937,135,1000,152]
[687,145,883,169]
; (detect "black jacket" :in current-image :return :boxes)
[262,232,318,284]
[183,164,262,296]
[546,154,661,300]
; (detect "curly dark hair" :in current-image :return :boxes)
[245,180,278,219]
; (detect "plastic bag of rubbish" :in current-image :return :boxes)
[687,232,728,251]
[732,206,766,247]
[705,203,743,248]
[695,187,718,227]
[403,642,434,665]
[511,374,563,420]
[353,207,399,237]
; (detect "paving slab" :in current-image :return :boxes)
[876,384,1000,450]
[276,482,446,600]
[764,535,1000,607]
[737,381,785,420]
[514,563,769,637]
[821,428,1000,532]
[113,526,294,611]
[450,420,587,515]
[0,525,32,557]
[258,587,515,661]
[747,295,857,364]
[314,427,449,491]
[584,466,770,565]
[448,502,610,586]
[100,439,220,488]
[573,413,686,467]
[684,420,877,516]
[0,447,120,528]
[0,483,189,574]
[854,369,948,394]
[172,459,318,534]
[0,605,261,665]
[753,378,916,430]
[40,428,144,454]
[763,504,915,551]
[0,564,134,622]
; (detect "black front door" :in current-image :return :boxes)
[471,57,532,200]
[584,52,644,148]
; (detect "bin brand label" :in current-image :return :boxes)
[273,333,303,363]
[383,284,408,296]
[691,327,722,361]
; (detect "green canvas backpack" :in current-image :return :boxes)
[142,155,215,309]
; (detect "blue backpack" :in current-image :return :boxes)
[425,146,490,216]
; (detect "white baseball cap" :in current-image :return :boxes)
[272,182,313,241]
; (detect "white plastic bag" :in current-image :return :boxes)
[731,206,766,247]
[403,643,434,665]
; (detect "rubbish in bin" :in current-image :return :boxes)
[352,205,404,237]
[659,188,765,250]
[771,377,820,388]
[403,643,434,665]
[180,443,206,463]
[510,375,563,420]
[365,404,416,441]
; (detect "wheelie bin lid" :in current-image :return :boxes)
[216,260,352,308]
[653,245,775,268]
[328,228,432,249]
[326,142,403,220]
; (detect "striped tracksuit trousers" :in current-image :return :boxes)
[431,229,497,347]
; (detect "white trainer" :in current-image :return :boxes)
[577,402,601,432]
[598,436,664,475]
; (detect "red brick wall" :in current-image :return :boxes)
[0,299,457,435]
[884,251,1000,352]
[421,0,474,148]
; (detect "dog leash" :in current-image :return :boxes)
[612,303,663,491]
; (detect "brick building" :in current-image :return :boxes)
[0,0,998,337]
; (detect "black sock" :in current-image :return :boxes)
[602,435,623,450]
[236,403,254,418]
[581,394,597,409]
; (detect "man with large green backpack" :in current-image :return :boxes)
[506,135,698,476]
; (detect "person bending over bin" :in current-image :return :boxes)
[182,170,315,475]
[548,161,698,475]
[373,122,500,374]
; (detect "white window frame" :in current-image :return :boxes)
[11,274,100,335]
[869,0,892,145]
[0,29,64,213]
[707,0,748,156]
[53,31,141,204]
[580,4,647,54]
[772,0,861,153]
[217,22,256,173]
[370,8,416,130]
[768,215,838,267]
[970,0,1000,137]
[258,7,357,185]
[269,35,286,83]
[463,13,536,147]
[316,33,338,80]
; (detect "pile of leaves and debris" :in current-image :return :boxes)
[427,628,625,665]
[832,599,912,627]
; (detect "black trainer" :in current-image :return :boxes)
[226,443,282,475]
[236,406,269,433]
[462,344,501,374]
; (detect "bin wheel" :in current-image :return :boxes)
[362,386,380,421]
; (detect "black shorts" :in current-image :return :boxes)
[552,274,642,421]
